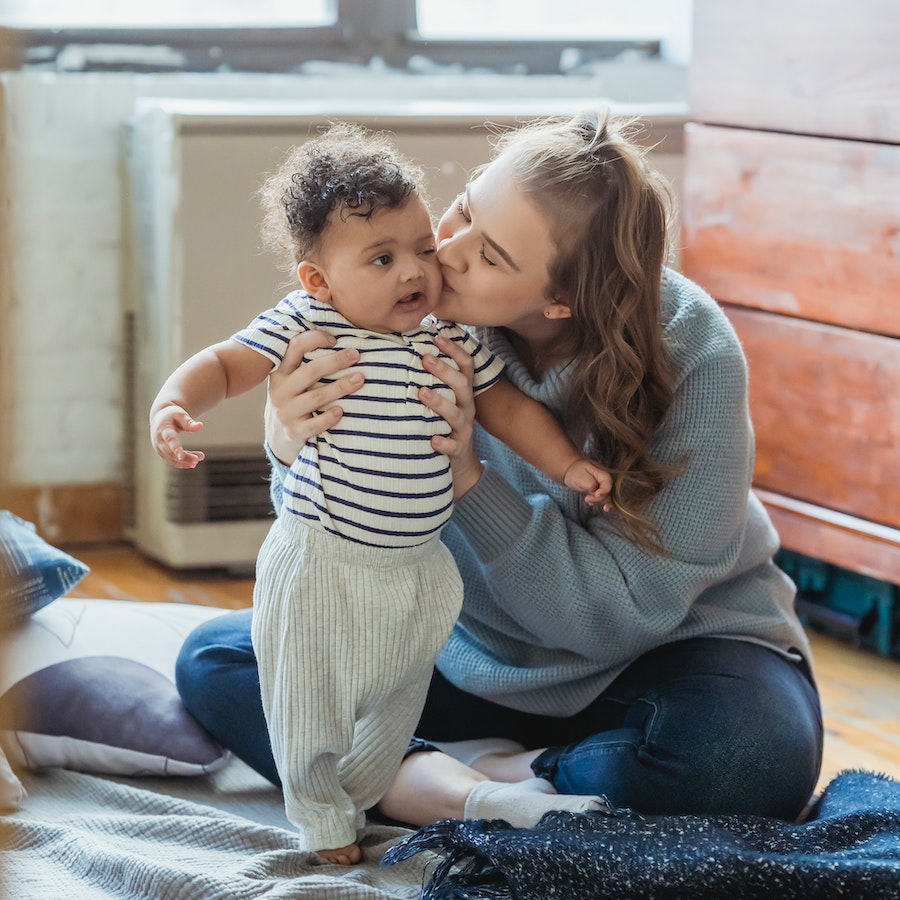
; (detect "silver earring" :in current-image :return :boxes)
[544,309,552,318]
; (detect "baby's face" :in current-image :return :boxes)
[314,197,442,334]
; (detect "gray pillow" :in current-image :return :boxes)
[0,598,231,776]
[0,511,89,627]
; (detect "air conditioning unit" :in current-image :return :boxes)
[126,98,512,569]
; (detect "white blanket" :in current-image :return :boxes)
[2,760,431,899]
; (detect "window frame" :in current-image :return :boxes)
[1,0,660,74]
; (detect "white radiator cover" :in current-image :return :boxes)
[127,98,684,569]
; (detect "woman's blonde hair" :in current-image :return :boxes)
[494,112,681,552]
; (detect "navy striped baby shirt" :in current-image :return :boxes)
[233,291,504,547]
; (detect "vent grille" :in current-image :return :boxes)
[166,452,272,523]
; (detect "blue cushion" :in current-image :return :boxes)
[0,511,89,627]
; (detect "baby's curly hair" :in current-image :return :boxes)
[259,121,428,273]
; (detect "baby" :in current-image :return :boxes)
[150,123,610,864]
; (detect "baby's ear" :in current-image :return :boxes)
[297,261,331,303]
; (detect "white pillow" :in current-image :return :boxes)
[0,598,231,777]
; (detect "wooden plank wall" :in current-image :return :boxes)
[682,126,900,338]
[682,0,900,584]
[687,0,900,144]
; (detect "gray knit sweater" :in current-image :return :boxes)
[270,269,810,717]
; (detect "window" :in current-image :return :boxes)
[0,0,334,28]
[417,0,692,64]
[420,0,666,40]
[0,0,690,73]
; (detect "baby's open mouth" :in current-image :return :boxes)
[397,292,423,306]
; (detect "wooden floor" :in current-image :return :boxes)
[68,542,900,794]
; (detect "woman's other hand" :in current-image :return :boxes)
[420,335,483,500]
[265,331,365,464]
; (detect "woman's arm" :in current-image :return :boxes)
[263,331,367,514]
[419,335,485,501]
[265,330,366,464]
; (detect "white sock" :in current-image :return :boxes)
[464,778,609,828]
[429,737,526,767]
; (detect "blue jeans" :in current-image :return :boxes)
[176,609,822,821]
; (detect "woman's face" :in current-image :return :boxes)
[432,156,558,331]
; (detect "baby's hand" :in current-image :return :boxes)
[150,404,205,469]
[564,459,613,511]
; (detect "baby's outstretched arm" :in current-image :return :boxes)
[150,339,273,469]
[474,379,612,506]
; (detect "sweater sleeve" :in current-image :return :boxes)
[448,328,766,667]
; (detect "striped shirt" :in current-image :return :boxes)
[233,291,504,547]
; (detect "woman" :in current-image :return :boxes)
[176,112,822,829]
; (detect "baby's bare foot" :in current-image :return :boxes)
[317,843,361,866]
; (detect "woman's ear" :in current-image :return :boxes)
[543,295,572,320]
[297,261,331,303]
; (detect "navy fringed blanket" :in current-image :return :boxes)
[383,769,900,899]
